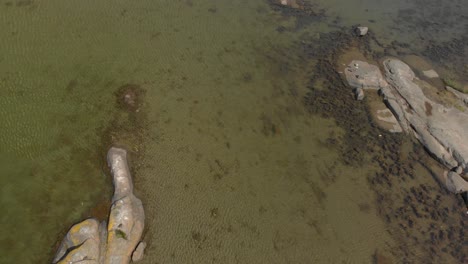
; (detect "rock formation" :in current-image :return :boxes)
[344,58,468,201]
[53,147,145,264]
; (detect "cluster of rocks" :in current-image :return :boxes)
[344,58,468,207]
[53,147,145,264]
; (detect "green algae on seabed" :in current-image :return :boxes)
[0,0,467,263]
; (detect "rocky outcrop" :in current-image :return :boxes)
[344,58,468,197]
[53,147,145,264]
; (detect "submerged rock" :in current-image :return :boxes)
[53,147,145,264]
[422,69,439,79]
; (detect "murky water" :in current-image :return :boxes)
[0,0,466,263]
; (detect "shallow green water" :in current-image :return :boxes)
[0,0,466,263]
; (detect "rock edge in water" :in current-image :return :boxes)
[53,147,145,264]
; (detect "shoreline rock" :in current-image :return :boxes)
[53,147,145,264]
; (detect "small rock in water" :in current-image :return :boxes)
[355,87,365,100]
[356,26,369,36]
[132,241,147,262]
[278,0,300,8]
[422,69,439,79]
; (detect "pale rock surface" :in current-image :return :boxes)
[445,171,468,194]
[422,69,439,79]
[375,109,403,133]
[105,147,145,264]
[53,147,145,264]
[446,86,468,106]
[382,59,468,170]
[53,219,101,264]
[345,60,388,91]
[356,26,369,36]
[132,241,147,262]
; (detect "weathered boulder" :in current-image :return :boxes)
[53,147,145,264]
[53,219,101,264]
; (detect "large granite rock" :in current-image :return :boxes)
[53,147,145,264]
[343,58,468,195]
